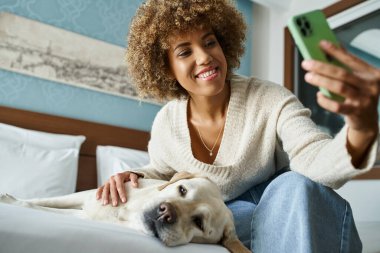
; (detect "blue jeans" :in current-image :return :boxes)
[226,170,362,253]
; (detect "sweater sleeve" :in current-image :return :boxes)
[275,87,379,189]
[127,106,177,181]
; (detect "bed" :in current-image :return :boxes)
[0,105,228,253]
[0,105,379,253]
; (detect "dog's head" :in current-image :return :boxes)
[142,172,250,253]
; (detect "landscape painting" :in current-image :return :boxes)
[0,12,159,104]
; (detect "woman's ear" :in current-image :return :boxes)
[166,69,179,91]
[165,64,177,85]
[166,66,176,80]
[164,50,175,76]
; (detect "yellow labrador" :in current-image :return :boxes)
[0,172,250,253]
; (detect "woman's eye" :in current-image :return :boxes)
[192,216,204,231]
[205,40,216,47]
[178,50,191,57]
[178,185,187,196]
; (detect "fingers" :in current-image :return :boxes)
[315,92,375,133]
[315,92,353,115]
[319,41,380,92]
[115,173,127,203]
[304,72,360,100]
[97,174,125,206]
[96,171,139,206]
[302,61,378,98]
[130,173,139,188]
[301,40,380,133]
[301,59,363,91]
[109,176,119,206]
[96,186,103,200]
[319,40,373,74]
[101,182,111,205]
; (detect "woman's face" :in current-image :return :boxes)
[167,29,228,98]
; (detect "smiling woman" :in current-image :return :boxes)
[167,29,228,98]
[125,0,246,101]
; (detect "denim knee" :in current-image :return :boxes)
[270,171,315,188]
[264,171,336,200]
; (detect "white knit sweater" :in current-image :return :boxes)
[132,74,378,201]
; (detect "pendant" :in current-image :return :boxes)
[209,152,213,156]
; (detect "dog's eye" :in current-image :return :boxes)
[192,216,204,231]
[178,185,187,197]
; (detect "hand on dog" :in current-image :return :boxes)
[96,171,140,206]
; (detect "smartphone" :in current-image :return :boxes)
[287,9,346,102]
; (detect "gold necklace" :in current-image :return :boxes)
[196,124,224,157]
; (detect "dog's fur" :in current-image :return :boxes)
[0,172,250,253]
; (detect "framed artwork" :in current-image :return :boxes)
[284,0,380,178]
[0,12,160,105]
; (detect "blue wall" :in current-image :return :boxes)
[236,0,253,76]
[0,0,253,132]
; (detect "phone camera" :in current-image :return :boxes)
[296,16,313,37]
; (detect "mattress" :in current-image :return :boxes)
[0,203,228,253]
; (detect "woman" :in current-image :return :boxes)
[97,0,380,252]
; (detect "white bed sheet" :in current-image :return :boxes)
[0,203,228,253]
[2,203,378,252]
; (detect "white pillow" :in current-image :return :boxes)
[0,123,85,149]
[0,140,79,199]
[96,146,150,186]
[0,123,85,198]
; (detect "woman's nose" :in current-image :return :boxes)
[195,48,213,66]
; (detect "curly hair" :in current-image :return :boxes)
[125,0,247,101]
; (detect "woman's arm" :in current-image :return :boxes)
[301,40,380,167]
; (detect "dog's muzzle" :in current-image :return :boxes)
[157,202,177,224]
[143,202,178,238]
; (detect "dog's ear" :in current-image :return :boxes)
[221,221,251,253]
[157,171,195,191]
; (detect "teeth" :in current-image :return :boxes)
[198,69,216,78]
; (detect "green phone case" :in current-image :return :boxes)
[287,10,345,102]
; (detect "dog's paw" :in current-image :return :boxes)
[0,193,32,207]
[0,193,17,203]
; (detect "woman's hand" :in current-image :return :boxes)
[96,171,140,206]
[301,40,380,166]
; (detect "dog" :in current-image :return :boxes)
[0,171,250,253]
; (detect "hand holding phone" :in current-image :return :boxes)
[287,10,347,102]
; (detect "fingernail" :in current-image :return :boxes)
[305,72,313,81]
[122,198,126,203]
[320,40,332,48]
[302,60,313,69]
[103,200,108,205]
[113,201,117,206]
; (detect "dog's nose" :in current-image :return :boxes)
[157,203,177,224]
